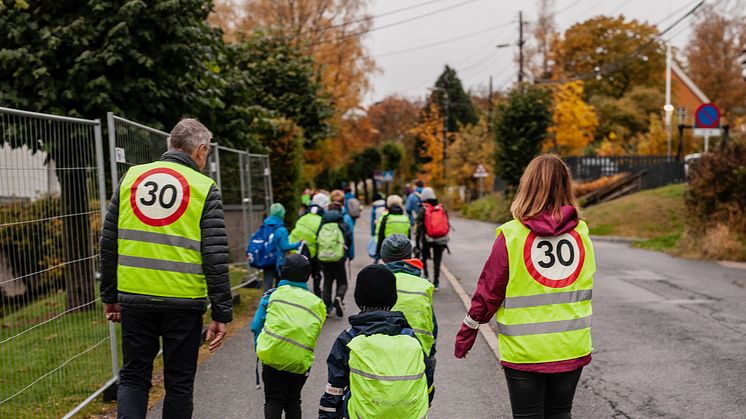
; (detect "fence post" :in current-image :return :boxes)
[215,144,222,191]
[246,150,254,234]
[95,119,120,381]
[106,112,118,182]
[238,152,249,242]
[265,156,273,213]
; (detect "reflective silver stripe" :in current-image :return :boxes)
[349,367,424,381]
[118,255,203,274]
[411,328,434,337]
[503,289,592,309]
[268,299,323,322]
[319,406,337,412]
[119,229,201,251]
[397,289,429,297]
[498,315,592,337]
[463,314,480,330]
[263,329,313,352]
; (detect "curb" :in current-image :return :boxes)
[590,235,644,244]
[441,264,501,361]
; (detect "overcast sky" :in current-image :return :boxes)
[362,0,718,104]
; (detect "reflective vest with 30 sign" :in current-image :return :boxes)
[347,333,429,419]
[117,161,214,299]
[495,219,595,364]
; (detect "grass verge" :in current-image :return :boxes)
[0,265,261,419]
[583,183,687,251]
[460,194,512,224]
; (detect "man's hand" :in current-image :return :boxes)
[206,320,227,353]
[105,303,121,323]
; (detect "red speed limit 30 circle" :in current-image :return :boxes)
[130,167,190,227]
[523,230,585,288]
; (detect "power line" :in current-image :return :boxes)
[309,0,477,47]
[304,0,452,35]
[377,21,513,58]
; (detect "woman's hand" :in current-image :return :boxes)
[454,323,479,358]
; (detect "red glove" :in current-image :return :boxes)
[454,323,479,358]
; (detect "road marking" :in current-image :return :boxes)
[441,264,501,361]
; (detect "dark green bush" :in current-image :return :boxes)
[686,141,746,236]
[0,195,64,297]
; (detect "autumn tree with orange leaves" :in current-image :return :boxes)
[546,81,598,156]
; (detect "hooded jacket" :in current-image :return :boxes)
[319,310,435,418]
[370,198,386,236]
[457,206,591,373]
[99,150,233,323]
[318,209,354,261]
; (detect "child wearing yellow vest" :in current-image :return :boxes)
[252,254,326,419]
[319,265,434,418]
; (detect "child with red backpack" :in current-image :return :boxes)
[415,187,450,290]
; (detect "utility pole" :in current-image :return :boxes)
[487,75,493,134]
[664,42,673,158]
[518,10,525,83]
[442,87,449,180]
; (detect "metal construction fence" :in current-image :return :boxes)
[0,107,114,418]
[564,155,685,190]
[0,108,271,417]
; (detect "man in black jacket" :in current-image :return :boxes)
[100,118,232,418]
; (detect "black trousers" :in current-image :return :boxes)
[262,365,309,419]
[422,243,445,286]
[321,260,347,308]
[117,309,203,419]
[310,257,323,297]
[503,367,583,419]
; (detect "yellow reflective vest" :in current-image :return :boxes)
[347,333,429,418]
[392,272,435,356]
[256,285,326,374]
[117,161,214,299]
[495,219,595,364]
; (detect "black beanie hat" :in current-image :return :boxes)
[280,254,311,283]
[354,265,398,310]
[380,234,412,262]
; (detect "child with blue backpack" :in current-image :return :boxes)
[247,203,302,291]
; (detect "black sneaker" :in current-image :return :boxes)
[334,296,344,318]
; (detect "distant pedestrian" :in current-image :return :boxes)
[381,234,438,363]
[251,254,326,419]
[455,154,596,419]
[374,194,410,260]
[369,192,386,236]
[344,187,362,225]
[100,118,232,418]
[289,192,328,297]
[405,179,424,224]
[416,187,450,290]
[318,265,434,418]
[316,198,353,317]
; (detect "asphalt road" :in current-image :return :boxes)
[149,211,746,418]
[444,216,746,418]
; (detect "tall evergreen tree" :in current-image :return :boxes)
[494,83,552,189]
[428,65,478,132]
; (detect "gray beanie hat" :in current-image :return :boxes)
[380,234,413,262]
[420,187,436,201]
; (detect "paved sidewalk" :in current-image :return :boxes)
[149,208,508,418]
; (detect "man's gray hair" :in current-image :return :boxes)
[168,118,212,152]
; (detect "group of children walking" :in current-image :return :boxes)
[247,187,444,418]
[251,236,437,418]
